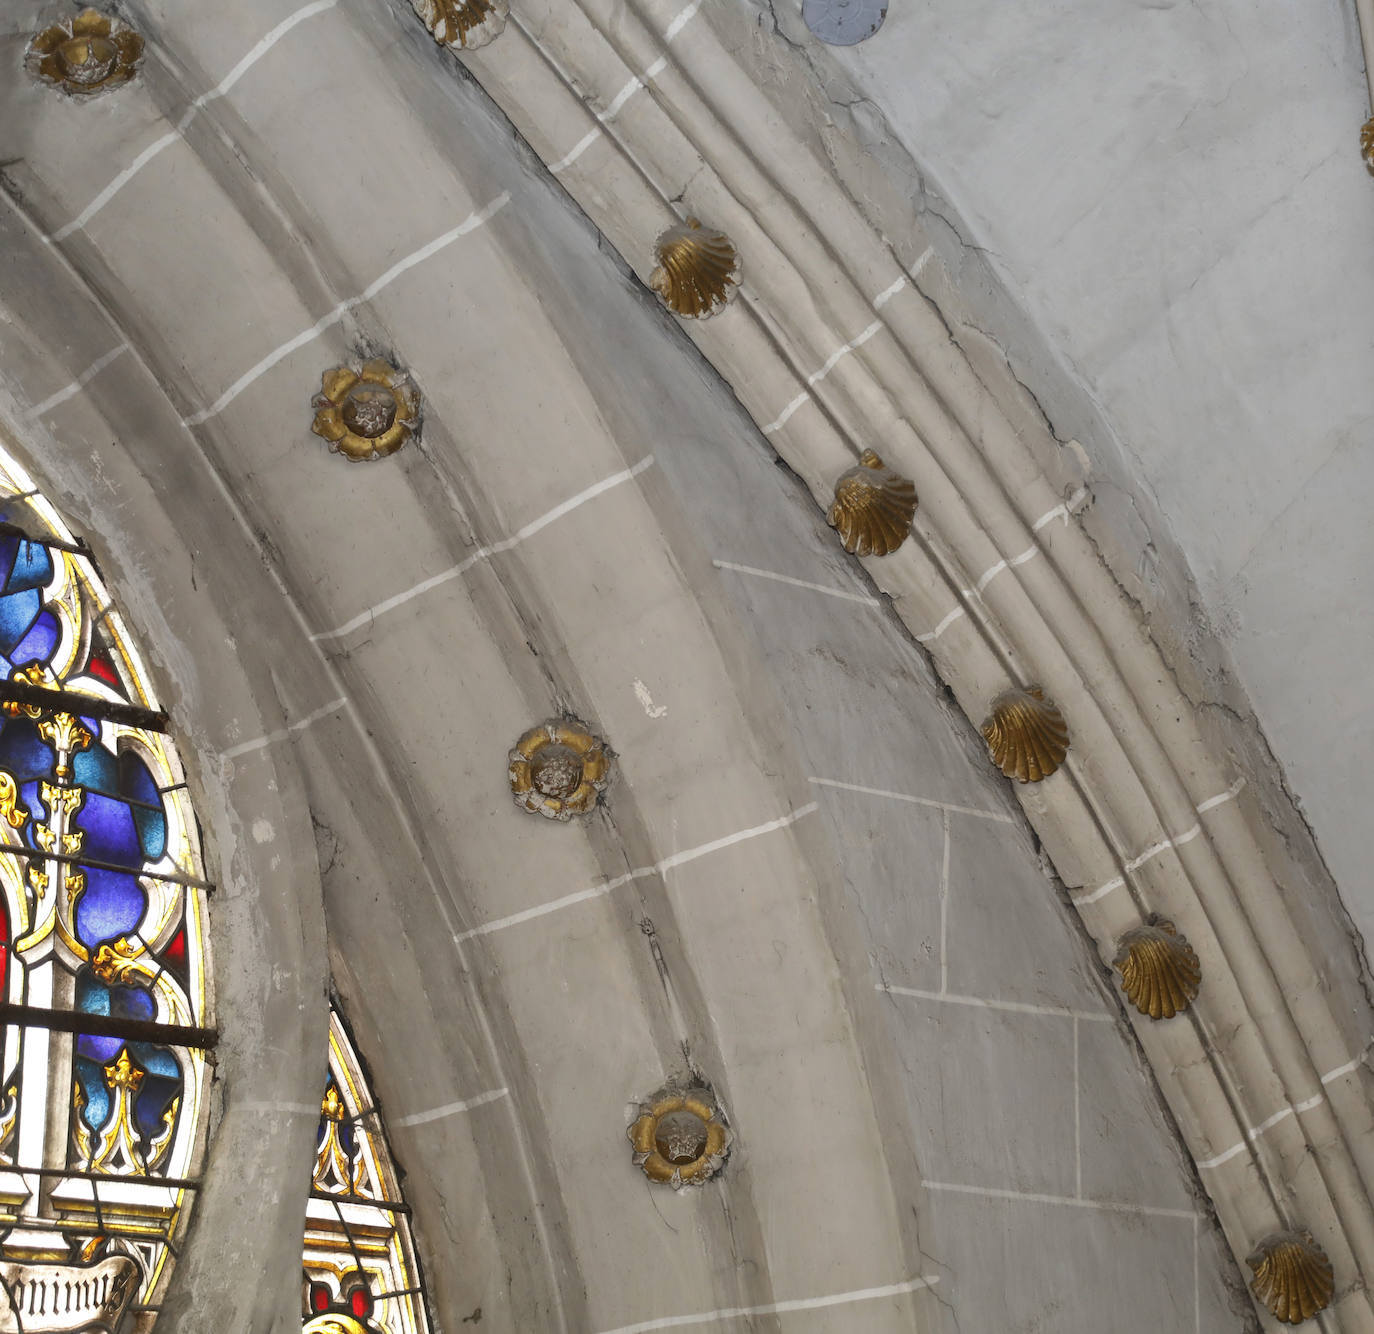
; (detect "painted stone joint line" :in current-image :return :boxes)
[395,1086,508,1127]
[453,803,817,941]
[1196,1052,1366,1168]
[49,0,340,241]
[711,559,879,606]
[761,316,889,435]
[220,696,348,760]
[877,982,1113,1023]
[922,1180,1195,1220]
[183,191,511,426]
[1074,786,1242,906]
[25,344,128,417]
[312,456,654,642]
[808,776,1014,823]
[595,1275,939,1334]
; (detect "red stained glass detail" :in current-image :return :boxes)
[350,1289,371,1318]
[311,1283,329,1312]
[164,927,186,972]
[87,652,119,689]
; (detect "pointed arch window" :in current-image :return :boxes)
[303,1005,433,1334]
[0,447,214,1328]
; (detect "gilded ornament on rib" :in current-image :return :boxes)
[1361,117,1374,173]
[27,9,143,95]
[412,0,508,48]
[826,449,918,556]
[1247,1231,1333,1325]
[980,685,1069,783]
[1113,918,1201,1020]
[649,218,741,319]
[508,719,611,820]
[628,1084,731,1188]
[310,360,420,462]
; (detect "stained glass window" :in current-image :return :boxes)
[0,448,213,1329]
[302,1005,432,1334]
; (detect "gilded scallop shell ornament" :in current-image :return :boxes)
[979,685,1068,783]
[1247,1231,1334,1325]
[508,719,612,820]
[628,1084,732,1189]
[311,360,420,462]
[1362,117,1374,173]
[827,450,918,556]
[27,9,143,96]
[412,0,508,49]
[649,218,741,319]
[1113,918,1201,1019]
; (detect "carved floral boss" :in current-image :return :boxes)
[628,1085,731,1188]
[28,9,143,96]
[311,360,420,462]
[508,719,612,820]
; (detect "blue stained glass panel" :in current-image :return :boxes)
[119,751,160,807]
[73,1055,111,1131]
[73,792,142,867]
[74,866,145,946]
[0,589,39,657]
[5,542,52,594]
[72,747,119,795]
[9,610,56,668]
[1,721,56,782]
[131,806,166,861]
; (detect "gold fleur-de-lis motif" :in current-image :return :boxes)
[39,713,92,780]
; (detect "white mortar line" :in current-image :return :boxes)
[761,312,890,436]
[1196,1053,1365,1169]
[915,605,966,644]
[877,982,1113,1023]
[910,246,936,279]
[50,0,340,241]
[872,276,906,309]
[808,776,1014,824]
[220,696,348,759]
[1320,1052,1368,1084]
[923,1180,1195,1220]
[596,0,702,123]
[550,128,604,173]
[596,1275,939,1334]
[25,344,129,417]
[711,559,880,606]
[1073,822,1205,906]
[1074,778,1243,906]
[455,803,818,941]
[395,1086,509,1127]
[312,456,653,641]
[183,191,510,426]
[807,320,883,386]
[1032,486,1089,532]
[1196,776,1246,814]
[1074,1015,1082,1198]
[761,391,811,435]
[939,808,950,996]
[975,545,1039,595]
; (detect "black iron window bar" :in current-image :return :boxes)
[0,676,168,735]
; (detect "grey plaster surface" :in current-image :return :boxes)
[803,0,1374,956]
[0,0,1254,1328]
